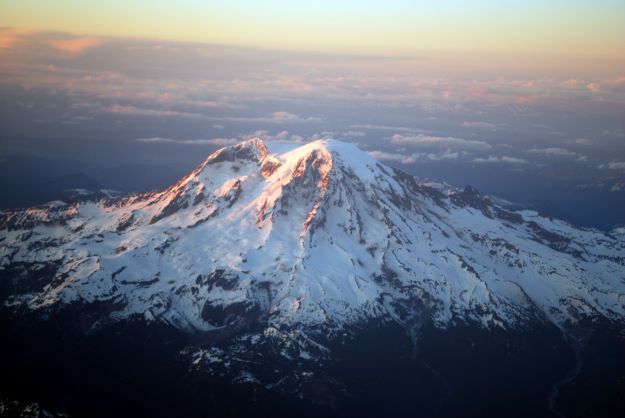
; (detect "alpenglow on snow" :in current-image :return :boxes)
[1,139,624,343]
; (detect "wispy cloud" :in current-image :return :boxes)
[242,130,304,142]
[351,124,424,133]
[527,147,587,160]
[136,137,239,146]
[46,37,103,54]
[106,106,321,125]
[0,28,33,49]
[602,129,625,138]
[461,121,498,131]
[426,151,459,161]
[585,83,600,93]
[109,105,206,119]
[599,161,625,170]
[136,130,309,146]
[340,130,366,137]
[210,111,322,124]
[569,138,592,145]
[367,150,418,164]
[473,156,529,164]
[388,133,492,150]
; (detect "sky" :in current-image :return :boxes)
[0,2,624,228]
[2,0,625,58]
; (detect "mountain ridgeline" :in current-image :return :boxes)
[1,139,624,417]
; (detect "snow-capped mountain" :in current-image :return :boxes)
[1,139,625,359]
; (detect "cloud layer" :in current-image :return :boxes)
[0,28,623,198]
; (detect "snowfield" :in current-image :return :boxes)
[1,138,624,342]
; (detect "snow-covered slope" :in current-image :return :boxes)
[1,139,624,342]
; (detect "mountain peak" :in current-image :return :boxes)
[204,137,269,166]
[1,136,624,339]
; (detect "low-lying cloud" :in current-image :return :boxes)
[461,121,498,131]
[367,151,419,165]
[1,27,623,201]
[388,134,492,150]
[473,156,529,164]
[599,161,625,170]
[527,147,587,161]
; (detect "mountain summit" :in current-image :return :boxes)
[2,138,623,334]
[2,138,625,414]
